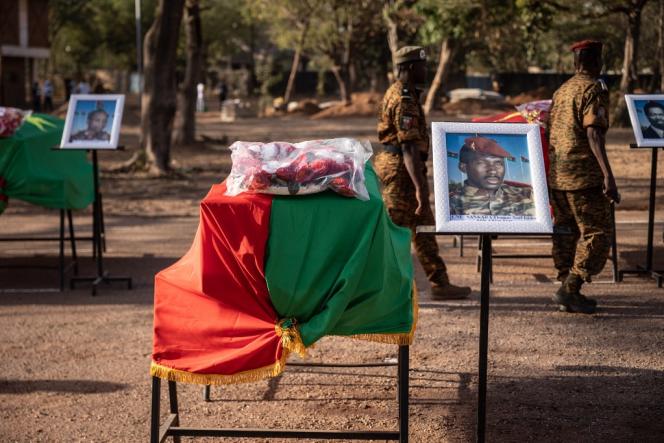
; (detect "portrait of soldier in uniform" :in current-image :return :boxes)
[448,136,535,218]
[69,108,111,142]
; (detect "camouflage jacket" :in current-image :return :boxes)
[377,80,429,157]
[548,73,609,190]
[449,181,535,217]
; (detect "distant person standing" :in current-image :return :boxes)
[218,81,228,111]
[64,78,74,100]
[31,82,41,112]
[76,79,91,94]
[547,39,620,314]
[42,79,54,112]
[93,81,106,94]
[196,83,205,112]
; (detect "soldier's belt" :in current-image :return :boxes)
[382,144,402,155]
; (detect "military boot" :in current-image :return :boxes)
[565,273,597,307]
[553,274,596,314]
[431,282,472,300]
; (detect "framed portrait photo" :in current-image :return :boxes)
[625,94,664,147]
[60,94,125,149]
[431,122,552,234]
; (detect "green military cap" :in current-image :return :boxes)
[395,46,426,65]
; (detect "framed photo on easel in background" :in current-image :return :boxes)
[625,94,664,148]
[60,94,125,149]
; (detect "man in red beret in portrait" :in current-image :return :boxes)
[547,39,620,314]
[449,137,534,217]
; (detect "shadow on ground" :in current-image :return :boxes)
[489,365,664,441]
[0,255,176,304]
[0,379,127,394]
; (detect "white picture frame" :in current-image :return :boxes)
[60,94,125,149]
[431,122,552,234]
[625,94,664,147]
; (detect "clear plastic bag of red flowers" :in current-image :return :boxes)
[225,138,373,201]
[0,107,32,138]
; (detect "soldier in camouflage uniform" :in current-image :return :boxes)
[449,136,535,217]
[547,39,620,314]
[375,46,471,300]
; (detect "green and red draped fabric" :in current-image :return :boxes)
[472,112,550,173]
[151,165,415,385]
[0,114,93,214]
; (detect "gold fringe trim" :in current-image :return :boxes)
[150,354,288,386]
[150,281,418,385]
[341,280,419,346]
[275,317,307,358]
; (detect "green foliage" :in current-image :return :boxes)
[415,0,480,45]
[305,1,385,70]
[49,0,663,95]
[201,0,266,66]
[255,52,283,97]
[50,0,157,75]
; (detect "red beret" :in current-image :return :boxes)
[570,39,602,52]
[463,137,511,158]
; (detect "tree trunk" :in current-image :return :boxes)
[141,0,185,174]
[283,24,308,104]
[613,2,646,126]
[383,1,399,80]
[342,15,353,104]
[331,65,350,104]
[660,0,664,91]
[424,38,456,116]
[247,23,258,96]
[174,0,202,146]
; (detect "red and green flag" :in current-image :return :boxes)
[151,165,416,385]
[0,114,93,214]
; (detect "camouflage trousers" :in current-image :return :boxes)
[550,187,613,282]
[374,151,449,285]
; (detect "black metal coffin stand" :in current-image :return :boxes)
[618,145,664,287]
[68,149,132,295]
[0,209,82,292]
[150,345,409,442]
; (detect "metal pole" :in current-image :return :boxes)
[92,150,103,280]
[646,148,658,271]
[67,210,78,275]
[610,204,618,283]
[59,209,65,291]
[168,381,181,443]
[135,0,143,95]
[477,234,492,443]
[150,377,161,443]
[398,345,409,443]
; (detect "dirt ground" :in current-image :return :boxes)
[1,106,664,442]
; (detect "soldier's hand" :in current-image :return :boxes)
[603,177,620,204]
[415,189,428,216]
